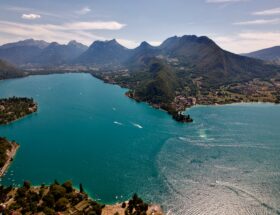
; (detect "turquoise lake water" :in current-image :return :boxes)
[0,73,280,214]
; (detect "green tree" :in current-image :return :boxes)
[50,184,66,201]
[55,197,69,211]
[79,183,84,193]
[62,180,73,193]
[23,181,31,189]
[43,207,56,215]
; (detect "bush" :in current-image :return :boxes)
[43,207,56,215]
[50,184,66,201]
[122,202,126,208]
[56,197,69,211]
[62,180,73,193]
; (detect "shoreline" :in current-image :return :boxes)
[0,109,38,126]
[125,91,193,123]
[0,141,19,177]
[1,72,279,107]
[186,101,280,111]
[91,72,279,122]
[125,90,279,116]
[1,185,164,215]
[1,72,279,122]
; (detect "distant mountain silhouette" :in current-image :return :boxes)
[245,46,280,65]
[0,39,49,65]
[76,39,131,67]
[33,41,88,66]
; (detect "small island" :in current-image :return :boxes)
[172,112,193,123]
[0,97,38,125]
[0,137,19,177]
[0,180,164,215]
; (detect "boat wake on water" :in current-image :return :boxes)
[131,123,143,129]
[113,121,123,126]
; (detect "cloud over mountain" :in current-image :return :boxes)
[21,13,41,20]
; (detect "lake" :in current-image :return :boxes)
[1,73,280,215]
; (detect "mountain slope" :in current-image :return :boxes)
[245,46,280,64]
[76,39,131,67]
[126,35,279,87]
[0,60,25,79]
[133,58,180,104]
[125,42,161,70]
[0,39,49,66]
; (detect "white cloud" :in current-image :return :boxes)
[116,39,163,49]
[0,20,126,46]
[116,39,139,49]
[233,18,280,25]
[253,7,280,16]
[22,14,41,20]
[206,0,248,3]
[149,41,162,46]
[4,6,61,18]
[76,7,91,15]
[63,21,126,30]
[213,31,280,53]
[238,32,280,41]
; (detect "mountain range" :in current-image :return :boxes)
[0,36,279,71]
[0,35,279,84]
[0,35,279,87]
[0,39,87,67]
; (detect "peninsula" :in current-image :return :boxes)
[91,57,280,123]
[0,180,164,215]
[0,97,38,125]
[0,137,19,177]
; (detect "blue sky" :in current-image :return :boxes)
[0,0,280,53]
